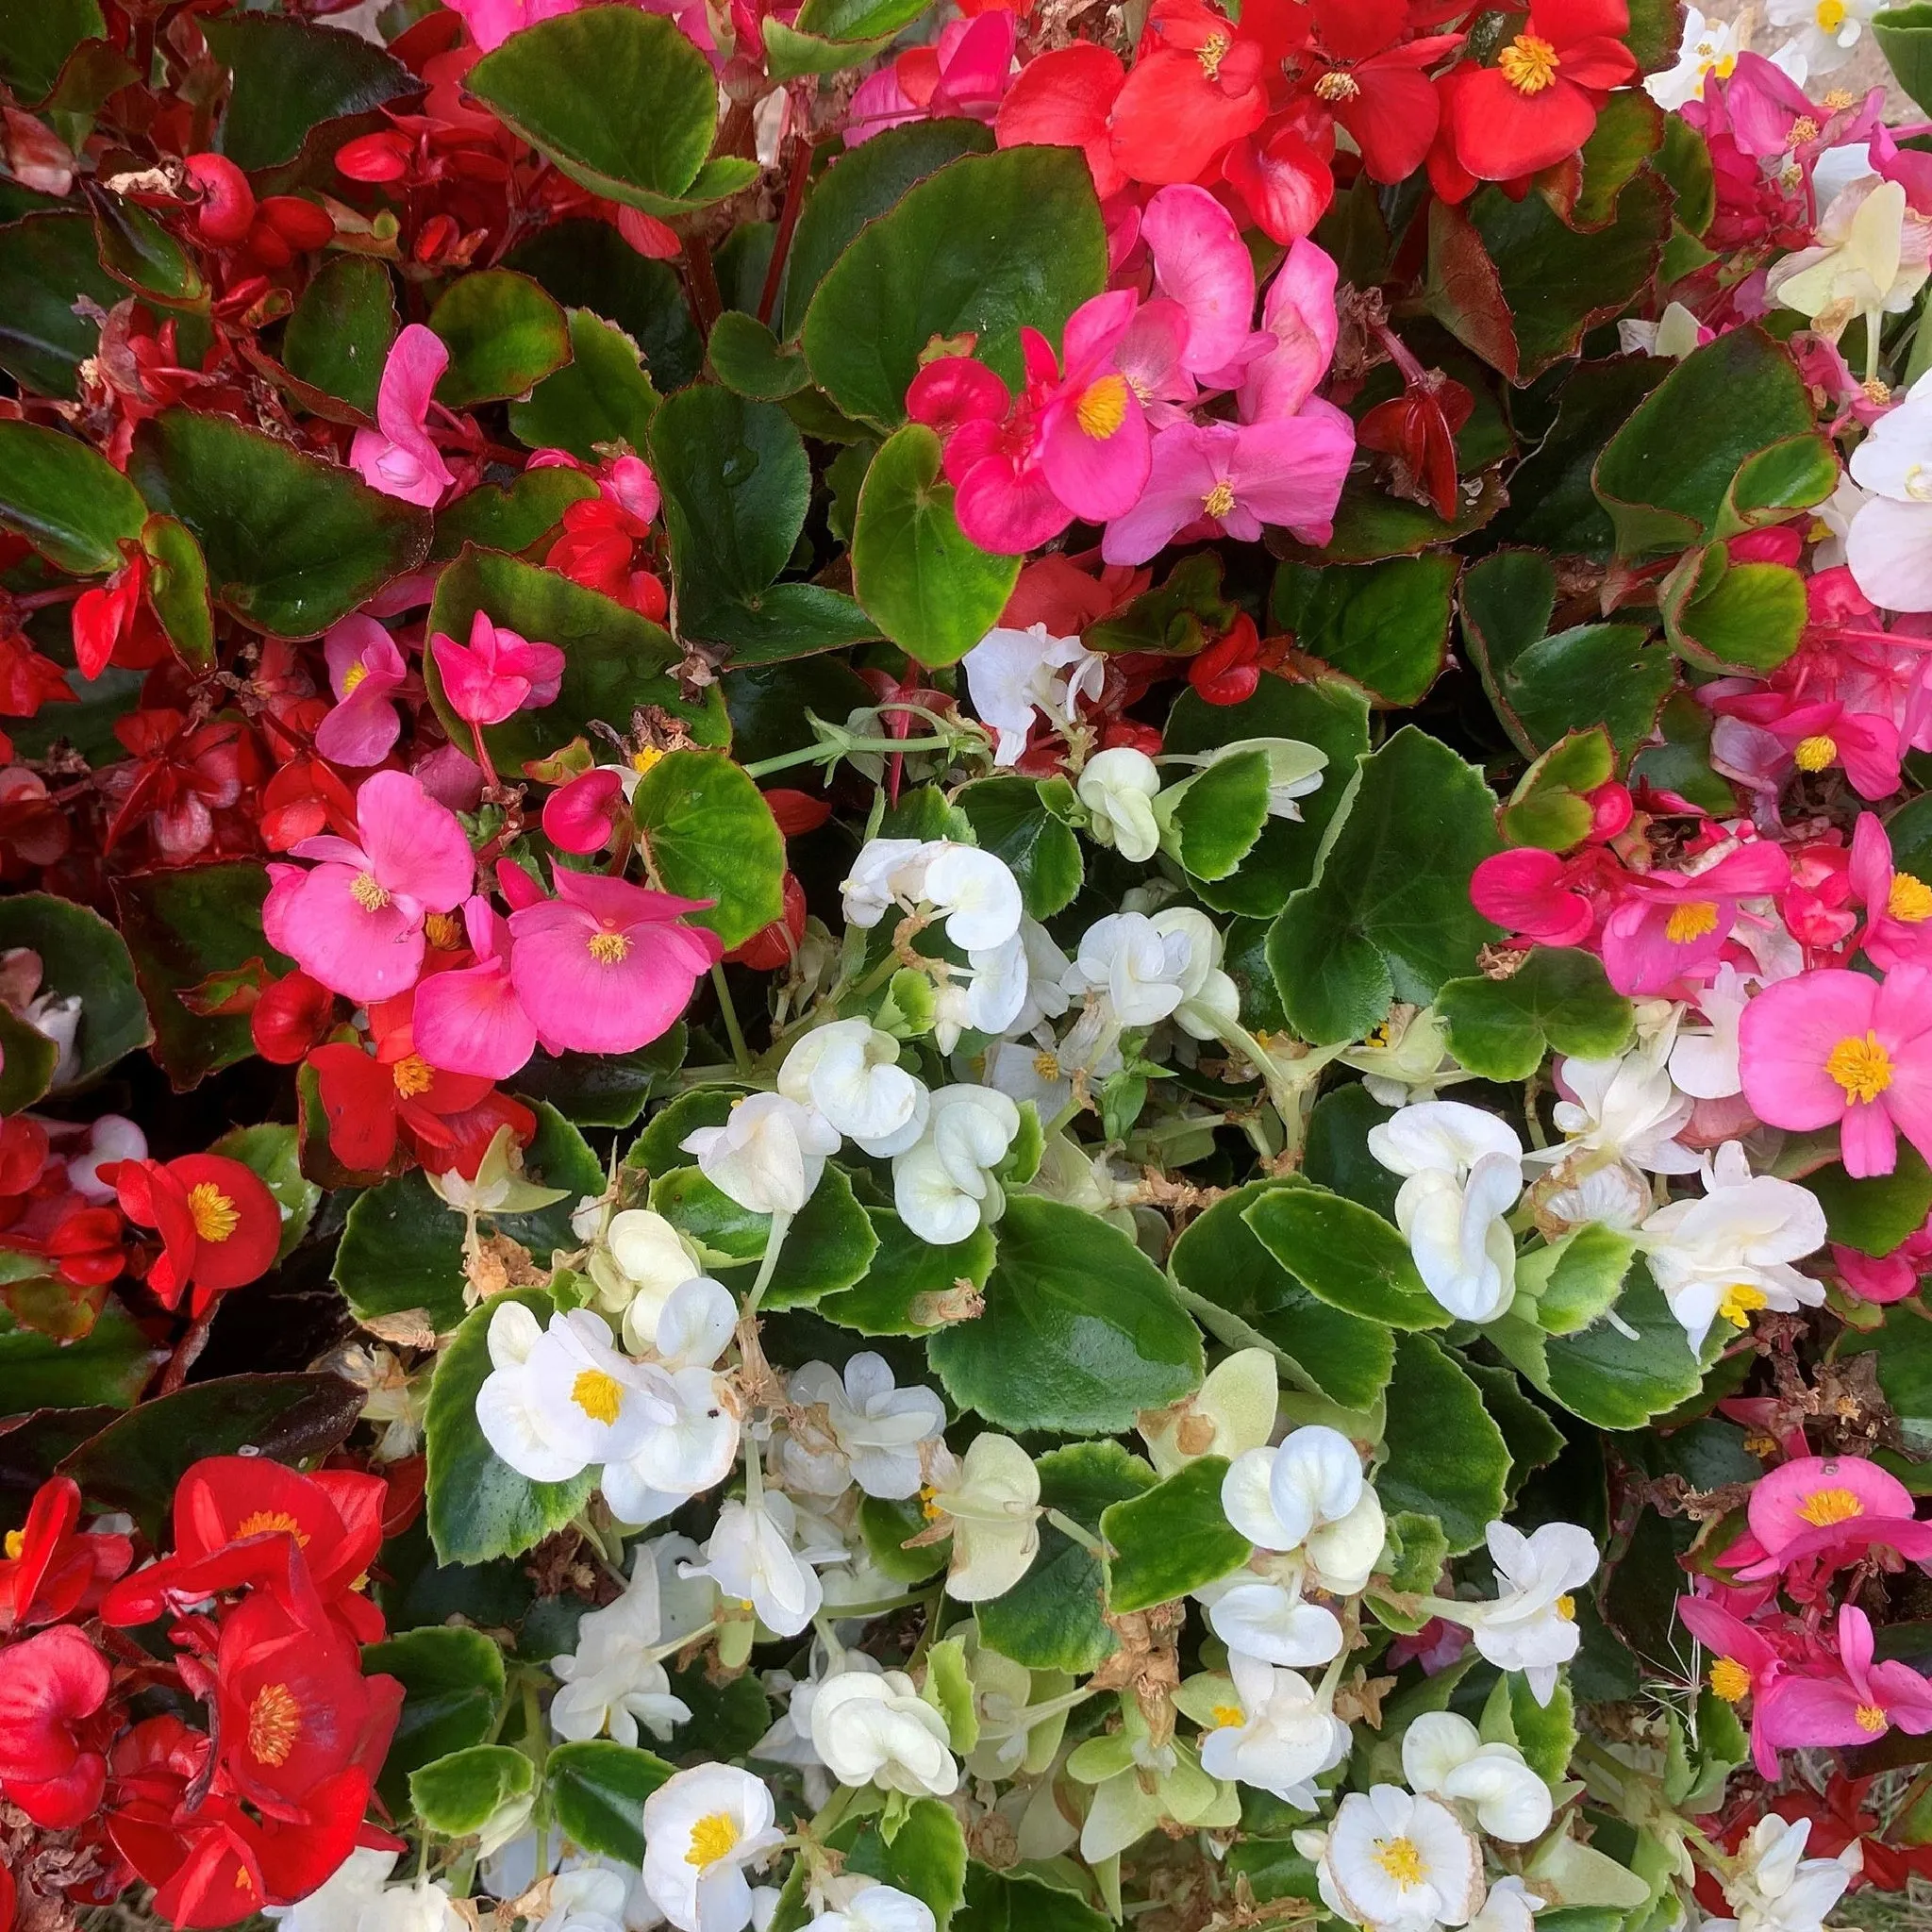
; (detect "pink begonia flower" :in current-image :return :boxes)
[1034,291,1152,523]
[908,351,1070,557]
[314,615,408,767]
[1140,184,1257,379]
[1471,849,1594,947]
[1722,52,1883,162]
[1757,1603,1932,1754]
[349,325,457,509]
[1850,811,1932,970]
[845,12,1015,145]
[507,870,723,1055]
[430,609,566,728]
[413,742,485,814]
[443,0,582,52]
[1833,1222,1932,1304]
[1101,410,1354,566]
[1598,841,1790,997]
[542,767,628,856]
[1709,691,1903,801]
[1739,963,1932,1177]
[412,896,538,1080]
[1116,299,1198,427]
[275,770,475,1006]
[1674,1592,1787,1777]
[1239,239,1341,425]
[1726,1452,1932,1582]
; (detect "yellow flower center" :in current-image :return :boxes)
[1373,1837,1426,1886]
[1196,30,1229,78]
[1719,1282,1769,1328]
[1790,114,1822,144]
[919,1483,946,1523]
[1203,480,1236,520]
[392,1053,436,1099]
[1793,734,1838,772]
[1816,0,1846,30]
[687,1811,741,1868]
[340,662,370,695]
[1890,873,1932,923]
[1076,374,1129,441]
[1498,33,1560,93]
[350,871,391,912]
[1314,70,1359,101]
[425,910,463,949]
[632,746,664,775]
[1665,900,1720,945]
[3,1530,23,1560]
[588,930,630,965]
[188,1182,240,1244]
[1826,1031,1892,1104]
[248,1683,302,1766]
[1856,1701,1888,1733]
[1796,1486,1864,1527]
[1824,88,1857,110]
[1210,1704,1245,1729]
[1709,1656,1753,1703]
[1555,1594,1576,1622]
[1033,1049,1061,1080]
[235,1510,309,1546]
[571,1368,625,1424]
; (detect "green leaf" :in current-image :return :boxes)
[211,1123,319,1263]
[1270,556,1457,707]
[1375,1335,1510,1555]
[429,270,570,408]
[425,1286,596,1564]
[364,1625,507,1820]
[1436,950,1635,1082]
[1517,1223,1638,1338]
[858,1492,948,1585]
[708,309,810,400]
[1103,1457,1249,1613]
[0,0,104,103]
[432,467,599,563]
[626,1089,740,1178]
[509,310,660,461]
[1572,91,1665,231]
[1805,1143,1932,1257]
[0,213,125,398]
[141,515,216,673]
[632,749,786,948]
[1661,544,1807,675]
[976,1441,1155,1674]
[928,1196,1203,1434]
[1242,1187,1445,1332]
[954,1863,1110,1932]
[852,424,1020,667]
[649,1164,877,1309]
[409,1745,531,1838]
[954,776,1082,921]
[513,1025,687,1132]
[425,545,724,769]
[506,221,703,391]
[818,1208,996,1335]
[128,408,430,639]
[0,420,148,573]
[0,1298,148,1418]
[764,15,908,77]
[802,147,1107,429]
[334,1170,467,1333]
[1160,749,1272,884]
[1465,1362,1566,1501]
[1877,5,1932,118]
[1460,550,1674,761]
[546,1739,676,1864]
[58,1373,365,1538]
[467,9,720,213]
[284,255,397,418]
[89,187,206,309]
[111,862,288,1090]
[204,13,418,173]
[0,1009,58,1117]
[783,120,996,340]
[834,1798,968,1932]
[1266,727,1502,1044]
[1170,1179,1394,1407]
[0,891,151,1086]
[1481,1669,1577,1786]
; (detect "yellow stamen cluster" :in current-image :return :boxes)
[1372,1838,1426,1886]
[687,1812,741,1868]
[1076,375,1129,441]
[1890,873,1932,923]
[350,872,391,912]
[1709,1657,1753,1703]
[571,1368,625,1424]
[1498,33,1560,94]
[1825,1031,1892,1104]
[588,930,631,964]
[1203,480,1236,520]
[392,1053,436,1098]
[1665,900,1720,945]
[1719,1282,1769,1328]
[188,1182,240,1243]
[235,1510,309,1546]
[248,1683,303,1766]
[1793,734,1838,772]
[1795,1486,1864,1527]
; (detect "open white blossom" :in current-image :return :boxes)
[1849,367,1932,608]
[1765,0,1882,76]
[602,1280,741,1526]
[963,622,1103,766]
[1317,1786,1484,1932]
[1454,1521,1598,1707]
[1667,963,1750,1101]
[775,1353,946,1500]
[1189,1652,1351,1807]
[551,1542,692,1746]
[1532,1051,1700,1176]
[1466,1878,1542,1932]
[804,1884,937,1932]
[920,843,1024,950]
[641,1764,784,1932]
[682,1491,841,1638]
[1078,747,1163,860]
[1643,6,1741,109]
[1400,1713,1553,1843]
[922,1432,1041,1600]
[809,1667,958,1796]
[1708,1816,1862,1932]
[779,1019,928,1156]
[683,1092,840,1216]
[892,1083,1020,1244]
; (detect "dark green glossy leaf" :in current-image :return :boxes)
[1243,1187,1445,1331]
[1436,949,1635,1083]
[0,214,125,398]
[431,467,599,563]
[509,309,659,462]
[0,1299,148,1419]
[285,255,397,417]
[430,269,570,407]
[1103,1457,1249,1613]
[818,1207,996,1335]
[1376,1335,1511,1554]
[0,420,147,575]
[955,775,1083,920]
[506,221,703,391]
[1271,555,1457,706]
[205,13,418,173]
[649,1164,876,1309]
[632,748,786,948]
[708,309,810,399]
[546,1739,676,1863]
[365,1626,508,1819]
[0,0,104,103]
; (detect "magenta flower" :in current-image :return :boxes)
[1470,849,1595,948]
[411,896,538,1080]
[349,325,457,509]
[845,12,1016,145]
[1850,811,1932,971]
[443,0,582,53]
[277,770,475,1005]
[1674,1592,1787,1777]
[1141,184,1259,380]
[1597,841,1790,996]
[908,350,1071,557]
[1739,964,1932,1177]
[541,768,627,856]
[1757,1603,1932,1755]
[507,870,723,1055]
[314,615,408,767]
[1730,1453,1932,1581]
[1034,291,1152,525]
[1240,239,1342,425]
[430,610,566,729]
[1100,411,1354,566]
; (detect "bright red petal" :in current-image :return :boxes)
[1452,70,1598,180]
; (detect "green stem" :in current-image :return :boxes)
[742,1208,794,1322]
[1045,1507,1108,1558]
[711,962,753,1077]
[742,734,958,779]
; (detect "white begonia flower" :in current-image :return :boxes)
[1322,1786,1485,1932]
[1457,1521,1599,1707]
[683,1092,840,1217]
[932,931,1033,1055]
[1765,0,1881,76]
[1141,1346,1277,1476]
[805,1884,937,1932]
[591,1207,704,1349]
[475,1303,667,1484]
[1150,907,1241,1040]
[536,1869,629,1932]
[1062,909,1200,1030]
[1078,746,1163,860]
[921,843,1024,951]
[1668,963,1750,1100]
[1812,466,1870,571]
[1639,1140,1828,1354]
[601,1284,741,1527]
[1368,1102,1525,1325]
[776,1353,947,1501]
[551,1542,693,1747]
[1341,1007,1467,1108]
[264,1848,403,1932]
[1206,1575,1346,1669]
[1643,7,1740,109]
[808,1667,959,1796]
[1006,921,1072,1036]
[1536,1050,1702,1176]
[1617,301,1707,359]
[1400,1713,1554,1844]
[1465,1878,1543,1932]
[359,1889,473,1932]
[641,1764,785,1932]
[963,622,1104,766]
[1849,370,1932,608]
[1223,1426,1365,1551]
[1191,1651,1351,1807]
[891,1083,1021,1245]
[1769,175,1932,343]
[682,1491,838,1638]
[1708,1815,1862,1932]
[779,1018,928,1155]
[923,1432,1041,1600]
[841,839,935,929]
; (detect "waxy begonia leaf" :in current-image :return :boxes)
[431,467,600,563]
[953,1864,1111,1932]
[649,1163,877,1309]
[547,1740,676,1864]
[1170,1179,1394,1407]
[1303,1084,1401,1221]
[508,310,660,461]
[0,1299,148,1417]
[1515,1224,1640,1338]
[852,424,1020,667]
[707,309,811,400]
[1266,727,1502,1045]
[802,146,1108,429]
[927,1196,1203,1434]
[0,1011,58,1116]
[1483,1669,1578,1787]
[409,1745,531,1837]
[89,186,206,309]
[1436,949,1635,1083]
[1877,5,1932,117]
[1570,92,1665,231]
[507,221,703,391]
[0,0,103,102]
[467,9,720,213]
[1161,748,1273,884]
[1842,1313,1932,1443]
[335,1171,467,1335]
[818,1208,997,1335]
[1103,1457,1250,1613]
[285,255,397,418]
[955,776,1083,921]
[141,514,215,673]
[767,0,933,77]
[429,270,571,408]
[1802,1143,1932,1257]
[1271,555,1457,708]
[1375,1335,1511,1555]
[1499,729,1617,851]
[625,1088,740,1179]
[0,418,148,574]
[1467,1361,1567,1502]
[364,1625,508,1818]
[513,1024,688,1133]
[1299,470,1507,563]
[1243,1187,1447,1333]
[632,749,787,948]
[203,12,417,172]
[0,213,125,397]
[211,1124,319,1264]
[1660,544,1807,674]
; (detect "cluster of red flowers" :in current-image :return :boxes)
[0,1457,403,1929]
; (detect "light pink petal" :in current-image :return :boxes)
[356,768,475,909]
[1224,404,1355,543]
[314,690,404,766]
[1749,1457,1914,1552]
[1756,1674,1875,1752]
[1101,421,1220,565]
[552,867,714,925]
[1040,387,1151,521]
[412,959,538,1079]
[1840,1100,1898,1176]
[282,865,427,1004]
[508,913,707,1054]
[1142,184,1256,379]
[1241,239,1340,423]
[325,615,401,697]
[1739,969,1877,1130]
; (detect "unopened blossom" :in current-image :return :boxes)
[1400,1713,1553,1844]
[640,1764,784,1932]
[550,1545,691,1748]
[805,1884,935,1932]
[683,1092,840,1216]
[1077,747,1163,860]
[892,1083,1021,1244]
[809,1668,958,1797]
[775,1354,946,1501]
